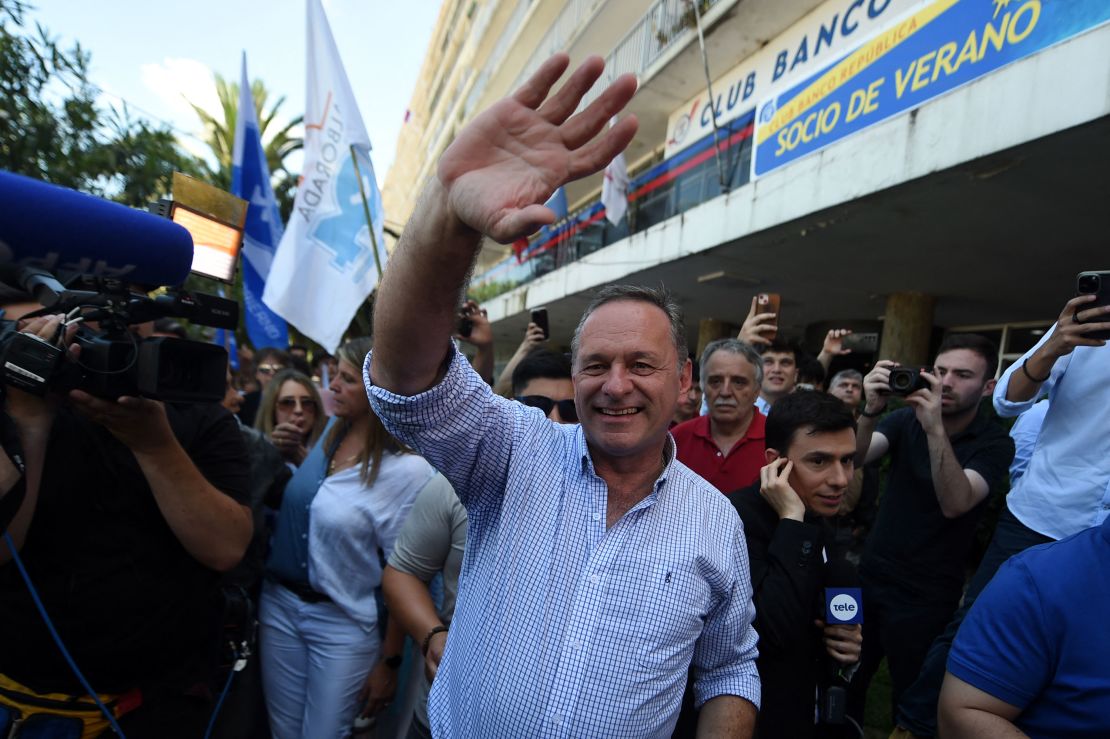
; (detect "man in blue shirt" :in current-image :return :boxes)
[938,515,1110,737]
[365,55,760,737]
[893,294,1110,737]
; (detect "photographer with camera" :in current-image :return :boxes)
[0,312,252,737]
[886,290,1110,738]
[843,334,1014,728]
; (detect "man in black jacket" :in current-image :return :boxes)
[728,391,862,737]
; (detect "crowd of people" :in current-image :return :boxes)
[1,52,1108,739]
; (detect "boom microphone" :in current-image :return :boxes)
[0,170,194,287]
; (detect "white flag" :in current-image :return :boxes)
[263,0,388,352]
[601,118,629,226]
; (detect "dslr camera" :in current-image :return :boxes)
[0,268,236,403]
[888,366,931,396]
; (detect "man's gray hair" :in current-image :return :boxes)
[700,339,764,387]
[570,285,688,370]
[829,369,864,386]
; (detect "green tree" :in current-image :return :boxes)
[0,0,208,204]
[189,73,302,219]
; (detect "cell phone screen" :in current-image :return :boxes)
[531,307,549,340]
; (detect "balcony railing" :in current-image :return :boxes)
[581,0,722,108]
[511,0,609,92]
[468,111,753,304]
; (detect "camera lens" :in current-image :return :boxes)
[1078,274,1100,294]
[890,370,910,392]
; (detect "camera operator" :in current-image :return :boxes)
[844,334,1014,727]
[0,313,252,737]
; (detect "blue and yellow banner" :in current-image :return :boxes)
[752,0,1110,177]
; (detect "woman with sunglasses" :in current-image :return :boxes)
[255,368,326,468]
[260,337,432,738]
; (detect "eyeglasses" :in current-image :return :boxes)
[515,395,578,422]
[257,364,285,375]
[277,397,318,412]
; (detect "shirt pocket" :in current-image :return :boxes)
[600,559,712,675]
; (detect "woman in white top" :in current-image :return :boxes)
[260,337,432,738]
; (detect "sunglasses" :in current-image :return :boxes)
[277,397,318,412]
[257,364,285,375]
[515,395,578,422]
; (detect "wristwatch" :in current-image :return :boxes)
[384,654,403,670]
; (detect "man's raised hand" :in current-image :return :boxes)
[437,54,638,243]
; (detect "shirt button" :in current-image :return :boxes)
[716,451,722,457]
[590,573,601,584]
[552,715,562,726]
[301,534,308,540]
[592,512,600,521]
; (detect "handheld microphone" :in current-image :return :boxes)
[821,558,863,726]
[825,558,863,627]
[0,170,194,287]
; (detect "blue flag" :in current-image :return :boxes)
[231,53,289,350]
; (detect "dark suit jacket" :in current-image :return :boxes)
[728,483,837,739]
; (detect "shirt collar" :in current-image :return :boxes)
[576,426,676,494]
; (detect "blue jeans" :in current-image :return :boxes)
[259,581,379,739]
[894,507,1053,736]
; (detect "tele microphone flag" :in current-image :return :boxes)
[231,53,289,350]
[263,0,388,352]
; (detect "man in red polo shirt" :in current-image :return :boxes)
[672,339,766,493]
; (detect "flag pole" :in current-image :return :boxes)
[349,144,385,282]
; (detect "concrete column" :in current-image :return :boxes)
[696,318,738,359]
[880,292,935,365]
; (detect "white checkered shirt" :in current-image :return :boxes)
[366,346,760,738]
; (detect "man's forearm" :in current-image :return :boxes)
[696,695,757,738]
[493,343,531,397]
[926,428,980,518]
[470,342,495,386]
[854,416,877,467]
[134,442,252,571]
[372,178,483,396]
[382,565,443,643]
[1005,344,1057,403]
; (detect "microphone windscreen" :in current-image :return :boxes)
[824,557,863,625]
[0,170,194,287]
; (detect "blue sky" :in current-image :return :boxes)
[30,0,442,184]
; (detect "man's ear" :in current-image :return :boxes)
[765,448,782,464]
[981,378,997,398]
[679,357,692,395]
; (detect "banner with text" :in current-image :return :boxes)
[664,0,921,159]
[752,0,1110,178]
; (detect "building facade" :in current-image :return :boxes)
[384,0,1108,372]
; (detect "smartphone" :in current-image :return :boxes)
[1077,271,1110,341]
[842,332,879,353]
[755,293,780,336]
[531,307,549,340]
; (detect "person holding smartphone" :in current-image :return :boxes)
[893,293,1110,738]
